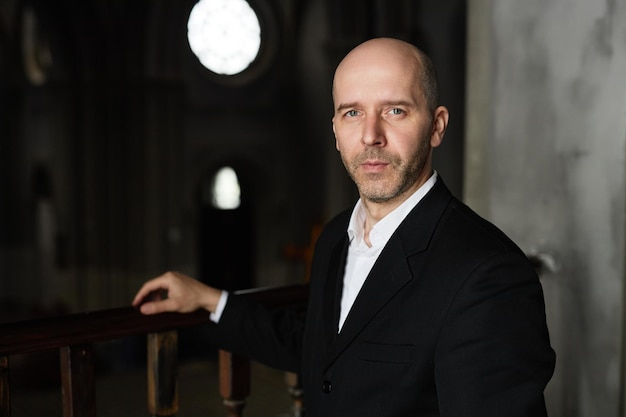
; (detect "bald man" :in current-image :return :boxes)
[134,38,555,416]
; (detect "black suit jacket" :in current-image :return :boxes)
[215,177,555,417]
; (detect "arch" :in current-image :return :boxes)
[196,157,259,291]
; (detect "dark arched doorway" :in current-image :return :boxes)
[197,165,255,292]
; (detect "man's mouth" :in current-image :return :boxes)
[361,160,388,173]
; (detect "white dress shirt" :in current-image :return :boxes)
[338,172,437,331]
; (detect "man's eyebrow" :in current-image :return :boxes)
[381,100,415,108]
[335,102,359,112]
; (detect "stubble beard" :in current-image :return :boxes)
[343,142,431,204]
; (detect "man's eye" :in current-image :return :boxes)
[390,108,403,115]
[346,110,359,117]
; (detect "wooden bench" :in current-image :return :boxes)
[0,283,308,417]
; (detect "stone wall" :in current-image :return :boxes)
[466,1,626,416]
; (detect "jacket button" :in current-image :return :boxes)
[322,380,332,393]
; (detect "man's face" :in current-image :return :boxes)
[332,48,438,205]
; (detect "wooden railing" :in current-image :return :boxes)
[0,283,309,417]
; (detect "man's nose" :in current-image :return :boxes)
[361,116,386,146]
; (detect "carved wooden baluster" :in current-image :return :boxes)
[147,331,178,417]
[0,355,10,417]
[60,344,96,417]
[219,350,250,417]
[285,372,304,417]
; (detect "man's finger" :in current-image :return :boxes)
[139,298,177,315]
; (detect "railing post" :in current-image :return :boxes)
[60,344,97,417]
[147,331,178,417]
[285,372,305,417]
[219,350,250,417]
[0,355,10,417]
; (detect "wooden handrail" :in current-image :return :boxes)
[0,283,309,417]
[0,283,309,356]
[0,306,209,356]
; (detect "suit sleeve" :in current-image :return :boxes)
[434,251,555,417]
[206,293,305,373]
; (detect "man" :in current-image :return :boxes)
[133,37,555,416]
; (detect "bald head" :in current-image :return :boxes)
[333,38,439,113]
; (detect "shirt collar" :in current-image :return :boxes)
[347,171,438,248]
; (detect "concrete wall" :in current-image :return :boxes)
[466,0,626,416]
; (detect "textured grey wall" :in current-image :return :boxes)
[466,1,626,416]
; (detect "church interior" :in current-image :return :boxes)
[1,0,626,416]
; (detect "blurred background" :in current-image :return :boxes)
[0,0,625,416]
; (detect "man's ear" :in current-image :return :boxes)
[430,106,449,148]
[332,119,340,150]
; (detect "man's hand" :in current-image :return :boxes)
[132,271,222,315]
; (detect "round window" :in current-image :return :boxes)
[187,0,262,76]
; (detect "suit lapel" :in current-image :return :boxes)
[329,236,414,360]
[325,178,454,365]
[322,236,349,347]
